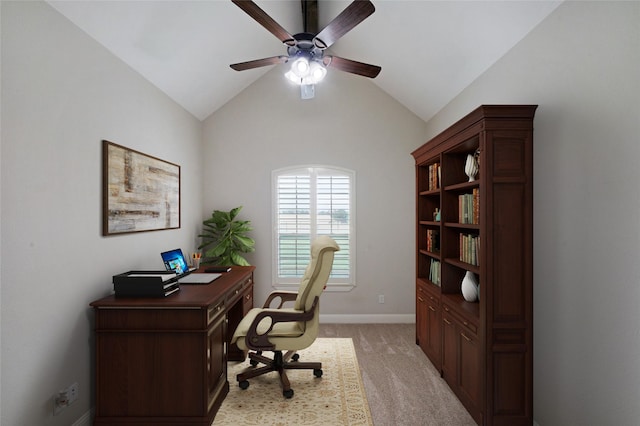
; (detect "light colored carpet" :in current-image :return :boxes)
[213,338,373,426]
[319,324,476,426]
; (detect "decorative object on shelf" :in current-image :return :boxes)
[199,206,255,266]
[464,152,479,182]
[461,271,479,302]
[433,208,441,222]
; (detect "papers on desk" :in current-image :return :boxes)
[128,273,176,282]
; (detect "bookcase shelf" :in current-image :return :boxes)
[444,222,479,230]
[412,105,536,426]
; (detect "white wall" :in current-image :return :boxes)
[1,2,203,425]
[202,67,425,322]
[6,1,637,425]
[422,2,640,425]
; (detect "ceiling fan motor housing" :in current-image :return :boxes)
[287,32,325,63]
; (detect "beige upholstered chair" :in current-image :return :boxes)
[230,236,339,398]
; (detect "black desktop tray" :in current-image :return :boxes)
[113,270,179,297]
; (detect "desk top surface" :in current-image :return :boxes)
[90,265,255,309]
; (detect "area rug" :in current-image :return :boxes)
[213,338,373,426]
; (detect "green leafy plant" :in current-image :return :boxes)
[198,206,255,266]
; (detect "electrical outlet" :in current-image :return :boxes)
[53,382,79,415]
[378,294,385,304]
[68,382,79,404]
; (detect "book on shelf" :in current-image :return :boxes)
[459,233,480,266]
[429,259,441,286]
[473,188,479,223]
[458,188,480,224]
[428,162,441,191]
[426,229,440,252]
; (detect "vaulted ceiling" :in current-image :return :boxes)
[48,1,561,122]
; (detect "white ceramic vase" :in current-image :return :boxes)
[461,271,479,302]
[464,154,479,182]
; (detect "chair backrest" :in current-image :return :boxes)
[294,236,340,312]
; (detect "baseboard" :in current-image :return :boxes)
[320,314,414,323]
[72,408,93,426]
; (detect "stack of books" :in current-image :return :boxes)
[458,188,479,224]
[459,234,480,266]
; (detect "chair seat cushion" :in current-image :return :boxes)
[232,308,305,341]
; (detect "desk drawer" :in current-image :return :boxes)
[207,301,225,326]
[95,308,203,330]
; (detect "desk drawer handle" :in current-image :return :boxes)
[207,304,223,323]
[417,296,425,302]
[428,306,436,312]
[461,332,472,342]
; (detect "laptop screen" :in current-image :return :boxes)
[161,248,189,275]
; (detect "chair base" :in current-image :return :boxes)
[236,349,322,398]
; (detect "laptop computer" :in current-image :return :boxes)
[160,248,221,284]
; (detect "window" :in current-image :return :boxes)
[272,166,355,291]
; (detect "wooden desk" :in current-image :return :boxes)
[90,266,254,426]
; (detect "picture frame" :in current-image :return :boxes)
[102,140,180,236]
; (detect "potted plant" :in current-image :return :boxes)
[198,206,255,266]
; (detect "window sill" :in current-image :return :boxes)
[273,283,355,292]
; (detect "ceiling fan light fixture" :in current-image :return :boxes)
[309,61,327,81]
[284,70,302,84]
[285,57,326,86]
[292,57,310,76]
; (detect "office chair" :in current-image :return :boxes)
[230,235,339,398]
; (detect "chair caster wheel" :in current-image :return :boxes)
[291,353,300,361]
[239,380,250,390]
[313,369,323,378]
[249,359,259,367]
[283,389,294,398]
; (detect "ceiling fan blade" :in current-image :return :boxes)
[314,0,375,49]
[324,56,381,78]
[230,56,288,71]
[232,0,295,45]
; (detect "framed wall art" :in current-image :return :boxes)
[102,140,180,235]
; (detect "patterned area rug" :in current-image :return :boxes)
[213,338,373,426]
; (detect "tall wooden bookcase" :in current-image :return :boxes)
[412,105,536,426]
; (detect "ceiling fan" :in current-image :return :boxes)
[230,0,381,96]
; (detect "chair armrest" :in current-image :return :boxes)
[262,291,298,309]
[246,296,319,351]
